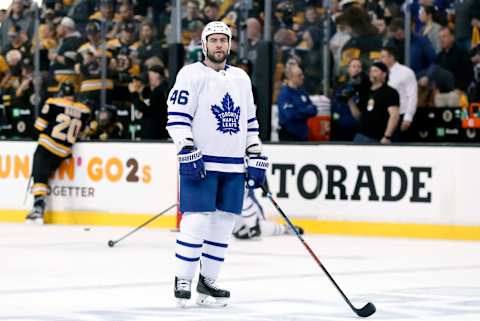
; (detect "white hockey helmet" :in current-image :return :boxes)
[201,21,232,56]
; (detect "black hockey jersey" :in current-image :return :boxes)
[34,98,91,158]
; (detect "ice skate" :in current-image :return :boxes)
[25,204,45,225]
[196,274,230,308]
[232,218,261,240]
[174,277,192,308]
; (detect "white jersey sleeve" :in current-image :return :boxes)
[166,65,199,150]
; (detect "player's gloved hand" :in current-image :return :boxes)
[246,155,269,189]
[178,146,206,180]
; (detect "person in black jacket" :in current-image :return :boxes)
[129,65,168,140]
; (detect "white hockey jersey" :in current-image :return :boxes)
[166,62,260,173]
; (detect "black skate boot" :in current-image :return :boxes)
[25,201,45,225]
[196,274,230,307]
[232,218,261,240]
[174,277,192,308]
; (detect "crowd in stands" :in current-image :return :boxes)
[0,0,479,143]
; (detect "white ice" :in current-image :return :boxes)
[1,223,480,321]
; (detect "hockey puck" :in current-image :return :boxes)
[108,240,115,247]
[84,227,90,231]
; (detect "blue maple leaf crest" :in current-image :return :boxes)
[211,93,241,135]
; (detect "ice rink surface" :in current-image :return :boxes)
[1,223,480,321]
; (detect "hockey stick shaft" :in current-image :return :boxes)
[23,175,32,205]
[108,203,177,247]
[261,185,375,317]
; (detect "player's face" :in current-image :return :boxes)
[206,34,229,63]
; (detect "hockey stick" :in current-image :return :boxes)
[107,203,177,248]
[261,184,376,318]
[22,175,32,205]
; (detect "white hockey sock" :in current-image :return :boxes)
[175,212,210,280]
[200,211,236,280]
[259,220,287,236]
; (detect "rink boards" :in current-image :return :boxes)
[1,141,480,240]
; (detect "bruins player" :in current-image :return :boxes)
[26,82,91,224]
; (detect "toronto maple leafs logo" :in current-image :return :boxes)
[211,93,240,135]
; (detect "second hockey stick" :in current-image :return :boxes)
[107,203,177,248]
[261,185,376,318]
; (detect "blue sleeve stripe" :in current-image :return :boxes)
[248,128,259,132]
[177,239,203,248]
[247,117,257,123]
[168,112,193,121]
[175,253,200,262]
[202,253,225,262]
[203,155,244,164]
[204,239,228,248]
[166,122,191,127]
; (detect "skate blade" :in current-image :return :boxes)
[25,218,44,225]
[176,298,188,308]
[196,293,228,308]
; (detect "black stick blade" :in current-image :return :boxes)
[355,302,376,318]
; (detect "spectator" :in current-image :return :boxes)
[89,0,117,39]
[2,24,30,57]
[136,21,163,65]
[468,45,480,103]
[111,2,140,37]
[88,104,124,140]
[372,17,389,46]
[380,46,417,140]
[301,6,322,30]
[246,18,261,66]
[419,5,442,53]
[436,27,473,91]
[453,0,480,51]
[185,20,204,64]
[182,0,204,30]
[331,58,369,141]
[0,0,33,50]
[75,20,115,107]
[203,1,220,24]
[387,18,436,76]
[129,65,168,140]
[107,21,138,56]
[348,61,400,144]
[338,6,383,78]
[277,65,318,141]
[329,16,351,78]
[47,17,82,95]
[14,57,34,108]
[295,26,328,94]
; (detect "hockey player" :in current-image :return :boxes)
[233,185,304,240]
[26,82,91,224]
[166,21,268,307]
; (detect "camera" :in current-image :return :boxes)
[336,73,363,102]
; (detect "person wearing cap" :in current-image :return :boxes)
[167,21,267,308]
[348,61,400,144]
[76,20,115,107]
[107,21,138,56]
[47,17,83,95]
